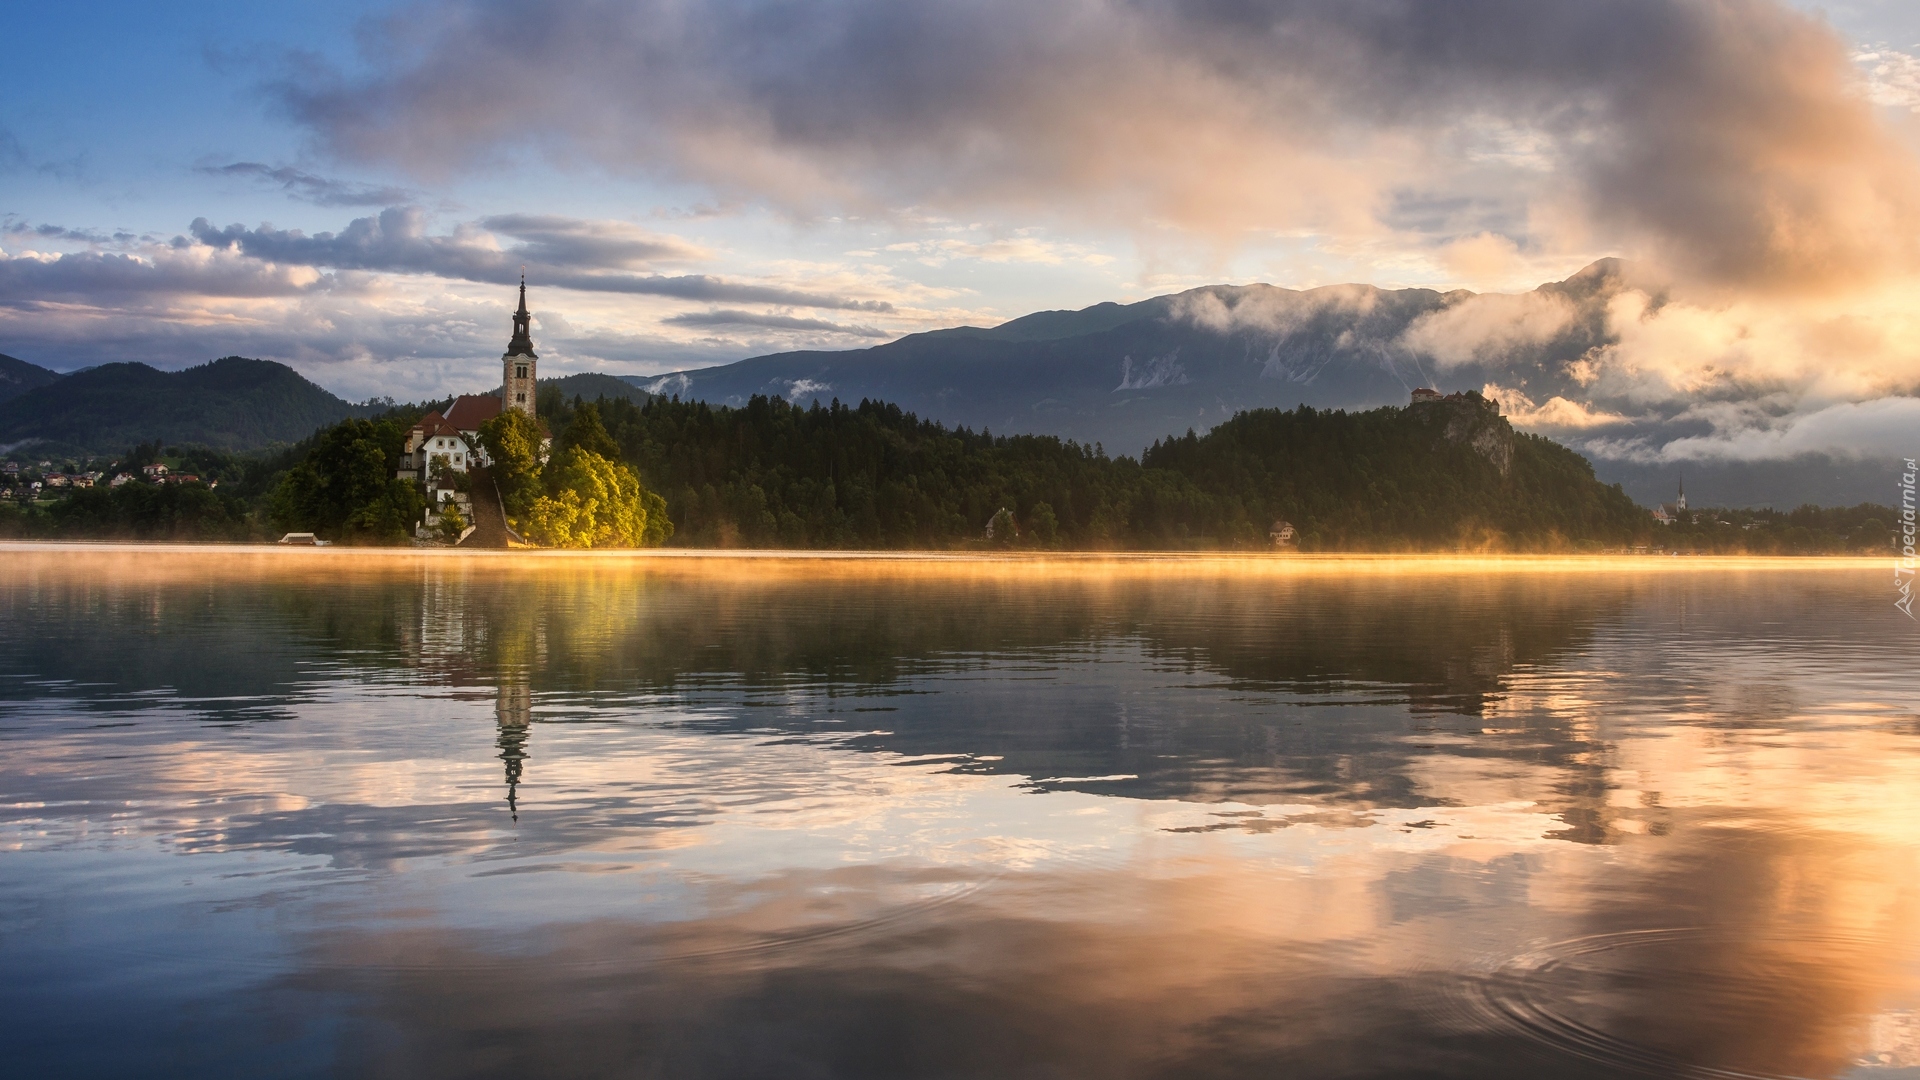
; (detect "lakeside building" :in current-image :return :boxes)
[402,279,548,542]
[1653,475,1688,525]
[398,278,543,486]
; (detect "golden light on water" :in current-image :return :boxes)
[3,543,1916,1076]
[0,540,1890,581]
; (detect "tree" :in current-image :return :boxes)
[521,448,671,549]
[46,480,255,541]
[559,401,620,460]
[987,507,1017,546]
[476,408,545,520]
[269,417,421,544]
[436,500,469,543]
[1029,501,1059,545]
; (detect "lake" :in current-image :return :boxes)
[2,546,1916,1079]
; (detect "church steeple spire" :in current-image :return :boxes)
[506,272,537,359]
[502,275,538,417]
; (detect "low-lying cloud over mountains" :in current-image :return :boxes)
[643,258,1918,504]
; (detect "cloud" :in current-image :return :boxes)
[190,206,893,311]
[0,125,85,181]
[1481,382,1632,430]
[197,162,418,207]
[1436,233,1529,289]
[1856,47,1920,112]
[883,235,1117,266]
[0,210,899,401]
[2,220,135,245]
[0,245,327,300]
[1171,283,1385,337]
[1585,396,1920,462]
[1387,263,1920,461]
[1402,290,1581,369]
[0,274,750,404]
[662,309,893,337]
[0,128,27,173]
[276,0,1920,292]
[477,213,708,268]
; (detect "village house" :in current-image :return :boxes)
[398,404,491,483]
[1269,520,1299,548]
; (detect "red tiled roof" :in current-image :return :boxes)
[410,412,463,441]
[444,394,502,432]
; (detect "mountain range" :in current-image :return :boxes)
[0,357,371,458]
[0,353,63,407]
[628,260,1897,508]
[0,357,665,461]
[2,262,1898,507]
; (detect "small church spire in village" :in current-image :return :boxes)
[502,274,538,417]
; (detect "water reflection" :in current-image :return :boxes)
[498,679,530,820]
[0,549,1913,1079]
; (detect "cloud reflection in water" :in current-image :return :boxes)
[0,551,1914,1078]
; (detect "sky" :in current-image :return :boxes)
[4,0,1920,463]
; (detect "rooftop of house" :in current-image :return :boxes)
[444,393,503,432]
[408,411,469,440]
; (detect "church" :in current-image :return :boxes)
[398,278,543,487]
[1653,475,1688,525]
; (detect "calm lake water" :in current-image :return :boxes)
[2,547,1917,1079]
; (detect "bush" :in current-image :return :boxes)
[521,448,670,548]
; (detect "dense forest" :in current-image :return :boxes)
[0,385,1903,553]
[576,391,1649,550]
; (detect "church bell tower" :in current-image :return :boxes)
[502,275,538,417]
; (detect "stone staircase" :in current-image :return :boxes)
[457,467,514,549]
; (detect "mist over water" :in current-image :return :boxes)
[2,550,1916,1079]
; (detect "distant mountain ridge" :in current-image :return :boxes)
[627,260,1892,508]
[0,357,368,457]
[536,372,652,406]
[631,265,1631,458]
[0,357,655,460]
[0,353,62,406]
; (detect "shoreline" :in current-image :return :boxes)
[0,539,1888,574]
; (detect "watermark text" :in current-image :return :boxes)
[1899,457,1916,619]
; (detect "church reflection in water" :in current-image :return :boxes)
[496,677,531,821]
